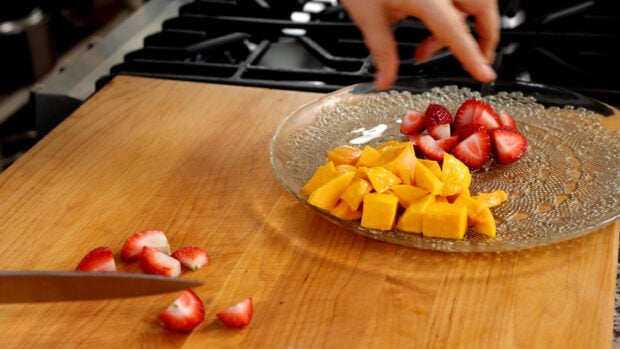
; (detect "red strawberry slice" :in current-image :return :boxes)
[411,134,445,161]
[436,135,459,152]
[454,99,499,131]
[490,126,528,164]
[159,289,205,332]
[140,246,181,277]
[172,246,211,271]
[497,110,517,128]
[216,297,253,328]
[424,104,453,140]
[451,128,491,168]
[121,230,171,261]
[75,246,116,272]
[453,123,486,141]
[400,110,425,135]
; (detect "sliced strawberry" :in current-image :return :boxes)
[121,230,171,261]
[216,298,253,328]
[451,128,491,168]
[436,135,459,152]
[497,110,517,128]
[453,123,486,140]
[411,134,444,161]
[400,110,425,135]
[424,104,452,140]
[490,126,528,164]
[172,246,211,271]
[454,99,499,131]
[159,289,205,332]
[140,246,181,277]
[75,246,116,272]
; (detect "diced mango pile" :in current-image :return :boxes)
[300,141,508,239]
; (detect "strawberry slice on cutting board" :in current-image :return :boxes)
[121,230,171,261]
[159,289,205,332]
[216,297,253,328]
[75,246,116,272]
[140,246,181,277]
[172,246,211,271]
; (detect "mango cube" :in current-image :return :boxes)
[472,190,508,208]
[419,159,443,180]
[361,193,399,230]
[441,153,472,196]
[396,194,434,233]
[301,161,339,196]
[330,200,363,220]
[363,166,402,193]
[454,194,496,237]
[371,142,417,185]
[422,202,468,239]
[328,145,363,166]
[340,177,372,211]
[390,184,429,208]
[307,172,355,211]
[356,145,382,167]
[414,161,444,195]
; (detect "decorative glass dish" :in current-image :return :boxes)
[270,78,620,252]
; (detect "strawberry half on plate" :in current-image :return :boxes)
[159,289,205,332]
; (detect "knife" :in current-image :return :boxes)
[0,271,202,303]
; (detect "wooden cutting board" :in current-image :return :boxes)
[0,76,618,348]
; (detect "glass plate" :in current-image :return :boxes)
[270,78,620,252]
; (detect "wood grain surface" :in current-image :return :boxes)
[0,76,618,348]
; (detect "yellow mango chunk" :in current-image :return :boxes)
[454,194,496,237]
[356,145,382,167]
[372,142,417,185]
[330,200,363,220]
[390,184,429,208]
[441,153,472,196]
[422,202,468,239]
[307,172,355,211]
[335,164,357,174]
[361,193,399,230]
[472,190,508,208]
[419,159,443,180]
[413,161,444,195]
[363,166,402,193]
[328,145,363,166]
[396,194,434,233]
[301,161,339,196]
[340,177,372,211]
[471,205,496,237]
[375,140,405,153]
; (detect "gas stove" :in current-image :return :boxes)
[32,0,619,136]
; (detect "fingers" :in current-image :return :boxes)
[340,0,401,90]
[415,1,498,82]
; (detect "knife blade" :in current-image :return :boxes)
[0,271,202,303]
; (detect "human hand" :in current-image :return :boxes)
[339,0,500,89]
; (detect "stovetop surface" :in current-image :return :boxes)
[97,0,620,108]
